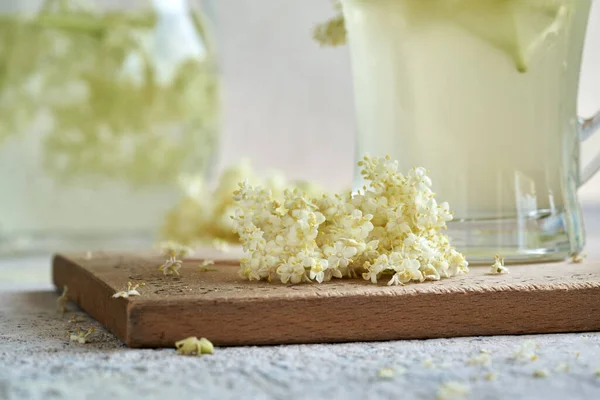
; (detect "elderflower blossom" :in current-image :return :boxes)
[159,256,183,276]
[158,241,192,276]
[112,282,145,298]
[175,337,214,356]
[232,156,469,285]
[67,328,95,344]
[324,241,358,271]
[162,160,325,246]
[489,255,509,274]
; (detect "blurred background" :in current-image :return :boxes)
[0,0,599,255]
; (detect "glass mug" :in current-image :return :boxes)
[0,0,219,255]
[342,0,600,263]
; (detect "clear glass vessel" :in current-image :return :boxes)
[342,0,600,263]
[0,0,219,255]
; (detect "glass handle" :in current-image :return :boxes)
[580,110,600,185]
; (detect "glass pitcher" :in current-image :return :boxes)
[0,0,219,255]
[342,0,600,263]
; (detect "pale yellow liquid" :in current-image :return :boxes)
[344,0,591,220]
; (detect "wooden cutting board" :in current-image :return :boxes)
[52,252,600,348]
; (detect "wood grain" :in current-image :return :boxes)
[52,252,600,348]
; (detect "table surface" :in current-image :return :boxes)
[2,207,600,400]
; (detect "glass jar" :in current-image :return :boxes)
[0,0,219,255]
[341,0,600,263]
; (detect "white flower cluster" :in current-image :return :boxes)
[231,156,468,285]
[162,160,324,246]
